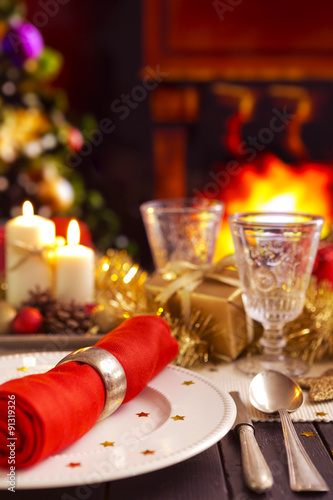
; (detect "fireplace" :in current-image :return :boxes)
[202,153,333,259]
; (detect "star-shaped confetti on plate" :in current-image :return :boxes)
[67,462,81,468]
[136,412,149,417]
[141,450,155,455]
[182,381,194,386]
[300,431,315,437]
[171,415,185,421]
[100,441,115,447]
[17,367,28,372]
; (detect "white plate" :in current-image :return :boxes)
[0,351,236,490]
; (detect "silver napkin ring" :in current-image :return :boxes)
[56,347,127,421]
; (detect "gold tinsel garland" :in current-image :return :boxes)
[284,277,333,364]
[93,249,148,329]
[94,253,333,366]
[156,308,231,368]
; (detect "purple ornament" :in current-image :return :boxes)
[2,22,44,66]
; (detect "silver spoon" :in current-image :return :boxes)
[249,370,329,492]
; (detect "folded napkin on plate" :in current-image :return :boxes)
[0,315,178,469]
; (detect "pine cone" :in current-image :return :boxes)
[23,287,57,316]
[24,287,93,334]
[44,301,93,335]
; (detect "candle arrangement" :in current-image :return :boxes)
[2,202,96,334]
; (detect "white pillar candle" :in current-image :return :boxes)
[55,220,95,303]
[5,201,56,308]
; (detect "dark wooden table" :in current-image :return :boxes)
[3,421,332,500]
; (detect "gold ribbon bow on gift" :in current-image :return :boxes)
[8,240,57,272]
[155,255,241,326]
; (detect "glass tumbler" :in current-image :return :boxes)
[140,198,224,270]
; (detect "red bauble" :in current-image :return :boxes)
[12,307,43,334]
[312,244,333,286]
[84,303,96,316]
[68,128,84,151]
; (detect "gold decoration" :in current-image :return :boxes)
[171,415,185,421]
[296,369,333,403]
[0,275,6,301]
[0,107,49,163]
[136,412,149,417]
[95,252,243,367]
[94,249,148,330]
[159,308,226,368]
[315,412,328,417]
[95,251,247,366]
[91,306,118,333]
[145,267,251,361]
[182,381,195,386]
[300,431,316,437]
[155,255,239,326]
[17,367,28,372]
[141,450,155,455]
[279,278,333,364]
[0,301,16,335]
[100,441,115,447]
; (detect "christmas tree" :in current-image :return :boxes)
[0,0,122,252]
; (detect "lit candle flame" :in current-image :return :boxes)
[67,220,80,245]
[22,201,34,217]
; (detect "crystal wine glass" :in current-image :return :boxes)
[229,212,324,377]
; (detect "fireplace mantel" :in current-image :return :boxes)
[143,0,333,82]
[142,0,333,198]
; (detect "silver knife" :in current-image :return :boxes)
[230,391,273,493]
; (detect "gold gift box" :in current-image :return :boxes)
[145,270,252,360]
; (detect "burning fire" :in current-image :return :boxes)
[212,154,333,260]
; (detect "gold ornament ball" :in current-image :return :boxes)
[92,306,118,333]
[0,301,17,335]
[37,176,74,212]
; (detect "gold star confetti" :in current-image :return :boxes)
[141,450,155,455]
[136,412,150,417]
[296,370,333,402]
[182,381,194,386]
[17,367,28,372]
[67,462,81,468]
[100,441,115,447]
[300,431,315,437]
[171,415,185,421]
[315,411,328,417]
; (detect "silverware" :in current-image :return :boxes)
[230,391,273,493]
[249,370,329,492]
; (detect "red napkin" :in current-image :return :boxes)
[0,315,178,469]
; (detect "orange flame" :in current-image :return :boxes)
[213,154,333,260]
